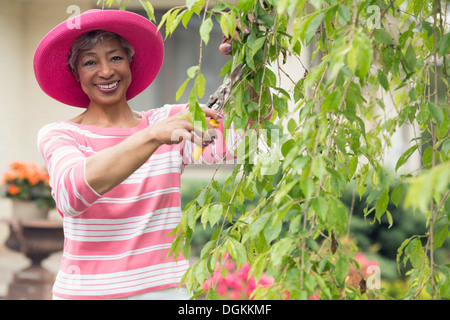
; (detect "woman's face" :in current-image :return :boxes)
[76,38,132,108]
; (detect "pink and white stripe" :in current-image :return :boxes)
[37,104,239,299]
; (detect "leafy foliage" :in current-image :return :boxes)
[114,0,450,299]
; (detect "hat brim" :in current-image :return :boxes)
[33,9,164,108]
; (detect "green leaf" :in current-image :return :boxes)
[373,28,394,45]
[182,9,194,28]
[200,240,216,259]
[406,238,425,269]
[321,90,343,113]
[287,118,297,136]
[422,145,433,167]
[176,78,190,101]
[416,101,430,124]
[187,65,200,78]
[139,0,155,22]
[281,139,297,157]
[391,183,405,207]
[397,236,415,272]
[374,188,389,222]
[335,253,349,286]
[347,45,357,73]
[219,59,233,76]
[237,0,255,12]
[188,94,207,132]
[434,224,448,250]
[428,101,444,127]
[270,237,294,267]
[348,156,358,179]
[327,198,348,235]
[309,0,323,10]
[306,238,319,253]
[264,217,282,243]
[395,144,419,172]
[250,37,266,58]
[263,68,277,87]
[437,32,450,57]
[242,213,271,244]
[274,181,297,205]
[195,73,206,98]
[186,203,199,229]
[195,259,207,284]
[437,109,450,138]
[355,33,373,79]
[277,0,290,15]
[404,169,433,213]
[208,203,223,228]
[180,266,194,292]
[314,273,331,299]
[378,69,389,90]
[227,238,247,264]
[165,8,183,38]
[312,156,327,179]
[404,44,417,72]
[200,17,213,45]
[312,196,328,223]
[386,210,393,229]
[300,178,314,199]
[219,11,236,39]
[234,85,244,117]
[187,0,203,11]
[333,135,347,154]
[299,12,324,45]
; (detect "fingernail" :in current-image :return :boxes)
[244,27,250,35]
[218,114,223,118]
[226,44,232,53]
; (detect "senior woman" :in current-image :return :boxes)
[34,9,240,300]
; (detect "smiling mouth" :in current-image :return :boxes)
[95,80,119,90]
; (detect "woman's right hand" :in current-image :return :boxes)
[149,106,221,147]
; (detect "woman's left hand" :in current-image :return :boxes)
[219,13,256,55]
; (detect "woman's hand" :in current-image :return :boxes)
[150,106,221,147]
[219,13,256,55]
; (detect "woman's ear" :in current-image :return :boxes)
[71,70,80,82]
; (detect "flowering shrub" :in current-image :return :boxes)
[1,160,55,209]
[203,256,273,300]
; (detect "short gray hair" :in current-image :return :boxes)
[67,30,135,78]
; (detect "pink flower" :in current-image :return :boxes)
[202,255,274,300]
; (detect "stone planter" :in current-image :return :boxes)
[11,199,49,220]
[5,219,64,300]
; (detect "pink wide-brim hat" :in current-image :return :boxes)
[33,9,164,108]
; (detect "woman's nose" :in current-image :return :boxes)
[98,61,114,79]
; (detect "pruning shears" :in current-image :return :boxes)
[193,63,246,161]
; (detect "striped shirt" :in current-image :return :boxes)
[37,104,240,299]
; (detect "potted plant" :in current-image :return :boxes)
[1,160,55,220]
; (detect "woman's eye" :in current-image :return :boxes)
[83,60,95,66]
[112,56,123,62]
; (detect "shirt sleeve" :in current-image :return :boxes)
[37,123,101,217]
